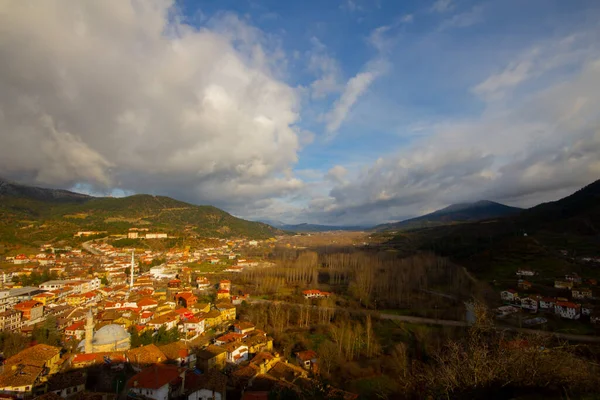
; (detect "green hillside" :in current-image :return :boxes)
[0,180,281,245]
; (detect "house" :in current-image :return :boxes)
[222,342,249,365]
[64,320,86,340]
[32,292,56,306]
[539,297,556,310]
[184,369,227,400]
[500,289,519,303]
[234,321,256,335]
[565,273,583,284]
[137,297,158,310]
[0,309,22,332]
[158,341,196,368]
[126,344,167,370]
[516,269,535,276]
[520,297,538,313]
[215,332,245,345]
[139,311,154,324]
[219,280,231,291]
[46,371,86,398]
[181,316,205,338]
[555,301,581,320]
[295,350,318,372]
[302,289,331,299]
[147,312,179,331]
[14,300,43,321]
[572,287,593,300]
[0,344,61,397]
[196,277,211,290]
[127,364,186,400]
[201,310,222,329]
[582,304,594,316]
[216,303,236,321]
[232,294,250,305]
[175,292,197,308]
[517,280,532,290]
[196,345,227,371]
[554,280,573,290]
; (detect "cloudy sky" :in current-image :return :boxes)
[1,0,600,225]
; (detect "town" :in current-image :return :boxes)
[0,235,355,400]
[496,267,600,331]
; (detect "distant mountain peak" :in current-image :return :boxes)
[375,200,522,231]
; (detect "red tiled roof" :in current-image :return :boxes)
[65,321,85,332]
[556,301,580,309]
[137,297,158,306]
[128,364,182,390]
[296,350,317,361]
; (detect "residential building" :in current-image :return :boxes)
[295,350,318,373]
[500,289,519,303]
[517,280,532,290]
[222,342,249,365]
[516,269,535,276]
[234,322,255,335]
[0,310,22,332]
[0,344,61,398]
[216,303,236,321]
[127,364,185,400]
[14,300,43,322]
[520,297,538,313]
[555,301,581,320]
[539,297,556,310]
[554,281,573,290]
[572,288,593,300]
[175,292,197,308]
[184,370,227,400]
[196,345,227,371]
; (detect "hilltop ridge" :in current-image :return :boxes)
[375,200,522,231]
[0,179,281,244]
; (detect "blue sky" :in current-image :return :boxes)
[1,0,600,225]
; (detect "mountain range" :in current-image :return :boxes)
[0,178,281,244]
[375,200,523,231]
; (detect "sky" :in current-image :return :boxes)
[1,0,600,226]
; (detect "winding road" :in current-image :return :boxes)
[248,298,600,343]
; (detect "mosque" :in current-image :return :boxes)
[78,309,131,353]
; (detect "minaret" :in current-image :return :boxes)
[130,250,135,291]
[84,309,94,354]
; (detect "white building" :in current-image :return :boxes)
[520,297,538,313]
[222,342,249,364]
[554,301,581,320]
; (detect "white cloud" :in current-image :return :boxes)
[431,0,454,13]
[439,6,483,30]
[325,71,377,134]
[472,35,594,101]
[307,37,342,98]
[0,0,303,214]
[401,14,414,23]
[325,165,348,184]
[307,37,600,225]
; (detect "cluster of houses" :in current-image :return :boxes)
[301,289,332,299]
[0,271,353,400]
[499,270,599,323]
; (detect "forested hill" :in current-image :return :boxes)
[375,200,522,231]
[0,179,281,244]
